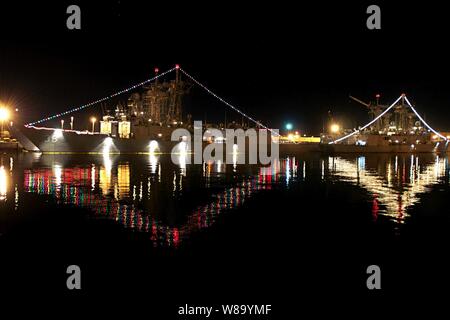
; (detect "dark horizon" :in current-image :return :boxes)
[2,1,450,134]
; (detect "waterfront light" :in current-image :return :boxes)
[0,108,9,121]
[104,137,113,147]
[0,107,10,140]
[149,140,159,154]
[330,123,340,134]
[285,123,293,131]
[53,129,63,140]
[178,141,188,155]
[102,137,113,154]
[91,117,97,133]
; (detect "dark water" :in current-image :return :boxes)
[1,152,450,311]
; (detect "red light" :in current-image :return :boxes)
[175,64,180,69]
[154,67,159,73]
[375,94,380,98]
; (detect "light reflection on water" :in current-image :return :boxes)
[20,155,297,247]
[0,165,8,201]
[326,155,449,223]
[2,153,448,246]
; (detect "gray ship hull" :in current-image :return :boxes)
[19,127,450,155]
[21,126,180,153]
[320,143,447,154]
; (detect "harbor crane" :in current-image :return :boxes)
[349,94,387,132]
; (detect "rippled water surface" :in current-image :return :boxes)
[1,153,449,242]
[2,152,450,298]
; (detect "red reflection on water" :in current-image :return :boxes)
[372,194,379,222]
[23,160,285,247]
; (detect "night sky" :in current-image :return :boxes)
[1,1,450,134]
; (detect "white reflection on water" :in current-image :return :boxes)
[14,184,18,210]
[22,155,297,247]
[117,164,130,199]
[178,153,187,176]
[149,154,159,174]
[99,152,112,195]
[328,156,448,222]
[0,165,7,201]
[216,160,223,173]
[53,164,62,191]
[91,165,96,191]
[232,144,238,172]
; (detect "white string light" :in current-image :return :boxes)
[26,67,177,126]
[24,125,104,135]
[403,96,447,141]
[330,95,403,144]
[180,68,279,136]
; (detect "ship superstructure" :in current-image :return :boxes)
[99,67,191,140]
[348,94,424,136]
[324,94,434,147]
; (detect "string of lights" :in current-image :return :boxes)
[25,124,103,135]
[27,66,441,145]
[330,95,403,144]
[180,68,279,136]
[403,96,448,141]
[25,67,177,127]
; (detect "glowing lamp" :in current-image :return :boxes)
[285,123,293,131]
[149,140,159,154]
[104,137,113,147]
[330,124,340,134]
[91,117,97,133]
[175,64,180,69]
[53,129,63,139]
[0,108,9,121]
